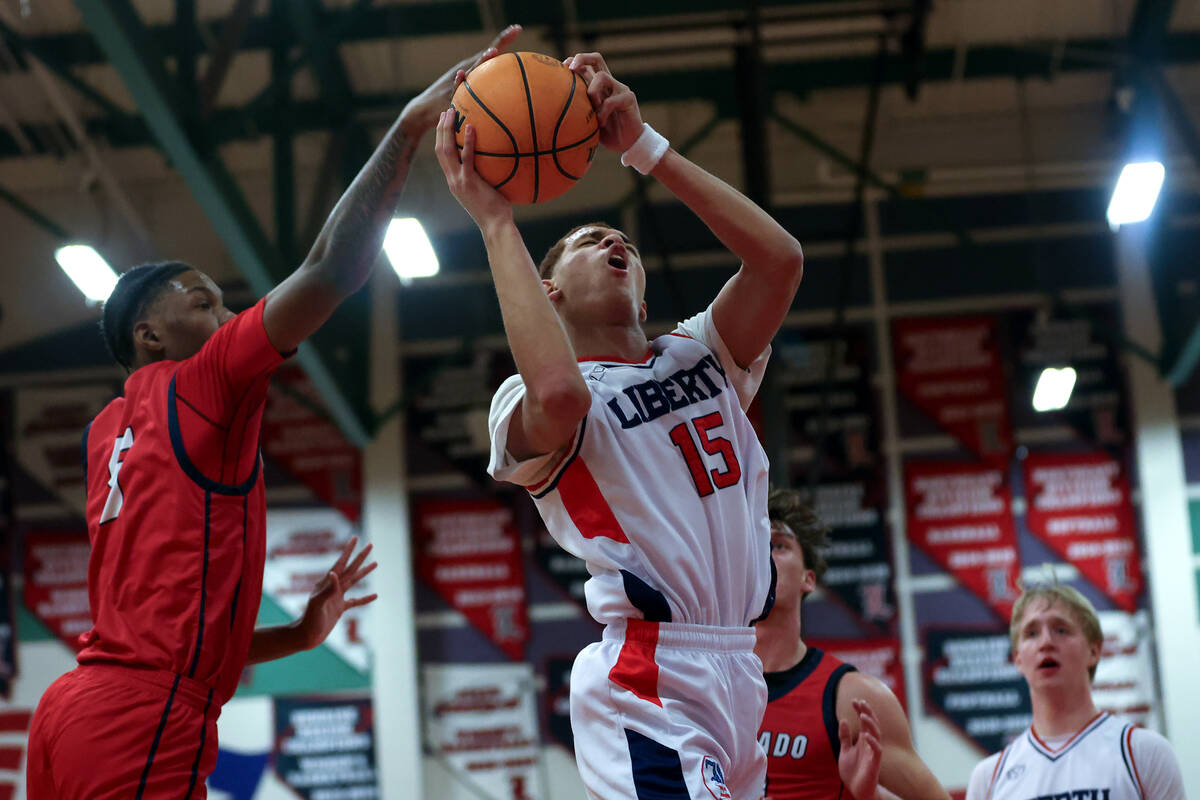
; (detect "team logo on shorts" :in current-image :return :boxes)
[701,756,731,800]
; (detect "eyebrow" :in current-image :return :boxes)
[188,285,223,303]
[574,229,639,253]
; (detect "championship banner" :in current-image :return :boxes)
[262,367,362,523]
[807,637,905,712]
[423,663,544,800]
[265,509,371,673]
[894,316,1012,466]
[533,522,589,610]
[22,530,91,652]
[906,462,1020,621]
[0,415,15,698]
[924,628,1031,755]
[273,696,379,799]
[1093,611,1161,730]
[414,498,529,661]
[15,383,118,514]
[406,347,517,479]
[1022,452,1143,612]
[804,481,895,629]
[1014,310,1127,448]
[543,656,575,752]
[777,327,879,481]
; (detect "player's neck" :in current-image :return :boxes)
[1029,684,1101,740]
[567,318,649,362]
[754,611,806,673]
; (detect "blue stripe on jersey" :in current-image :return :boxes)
[81,420,92,481]
[530,417,587,500]
[188,492,211,679]
[167,374,259,496]
[750,556,777,624]
[625,728,688,799]
[621,570,672,623]
[1119,724,1143,798]
[823,663,856,759]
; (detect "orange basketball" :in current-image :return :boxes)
[451,51,599,205]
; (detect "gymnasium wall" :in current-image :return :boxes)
[0,180,1197,799]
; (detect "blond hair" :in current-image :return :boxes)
[1010,579,1103,681]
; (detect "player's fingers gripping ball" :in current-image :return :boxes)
[451,51,599,204]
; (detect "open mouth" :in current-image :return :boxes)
[1037,658,1060,671]
[607,254,627,271]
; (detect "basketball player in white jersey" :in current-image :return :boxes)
[965,583,1184,800]
[435,52,804,799]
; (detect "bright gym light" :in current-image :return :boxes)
[55,244,118,303]
[1032,366,1077,412]
[1106,161,1165,229]
[384,217,439,282]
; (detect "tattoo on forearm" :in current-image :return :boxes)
[317,123,420,281]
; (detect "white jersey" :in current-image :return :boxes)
[966,712,1186,800]
[488,305,772,628]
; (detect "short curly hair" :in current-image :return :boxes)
[767,486,831,582]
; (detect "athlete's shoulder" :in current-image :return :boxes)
[966,751,1004,800]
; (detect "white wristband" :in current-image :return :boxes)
[620,123,670,175]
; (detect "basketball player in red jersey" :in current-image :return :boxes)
[25,27,522,800]
[756,488,948,800]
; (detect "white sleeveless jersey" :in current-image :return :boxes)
[488,306,773,628]
[973,713,1153,800]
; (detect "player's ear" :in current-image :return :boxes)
[543,278,563,302]
[133,320,164,355]
[639,300,647,323]
[800,568,817,595]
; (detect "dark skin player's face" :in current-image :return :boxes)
[132,270,235,365]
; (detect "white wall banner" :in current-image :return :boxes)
[423,663,544,800]
[264,509,371,674]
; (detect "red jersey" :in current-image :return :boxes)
[77,298,286,705]
[758,647,857,800]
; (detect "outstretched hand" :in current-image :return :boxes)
[564,52,644,153]
[299,537,378,650]
[838,699,884,800]
[402,24,522,134]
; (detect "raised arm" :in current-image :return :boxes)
[435,112,589,460]
[260,26,522,354]
[567,52,804,368]
[838,672,951,800]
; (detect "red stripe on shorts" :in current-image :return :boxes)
[608,620,661,707]
[557,457,630,543]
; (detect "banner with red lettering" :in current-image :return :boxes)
[23,530,91,651]
[414,498,529,661]
[894,316,1012,466]
[807,637,906,712]
[906,462,1020,621]
[0,410,15,697]
[1022,452,1143,612]
[262,367,362,523]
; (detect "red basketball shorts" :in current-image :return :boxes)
[27,664,219,800]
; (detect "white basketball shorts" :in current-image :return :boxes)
[570,619,768,800]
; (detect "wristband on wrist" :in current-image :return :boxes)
[620,123,670,175]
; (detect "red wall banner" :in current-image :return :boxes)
[23,530,92,652]
[414,498,529,661]
[262,367,363,523]
[894,316,1012,466]
[808,637,906,712]
[906,462,1020,621]
[1022,451,1143,611]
